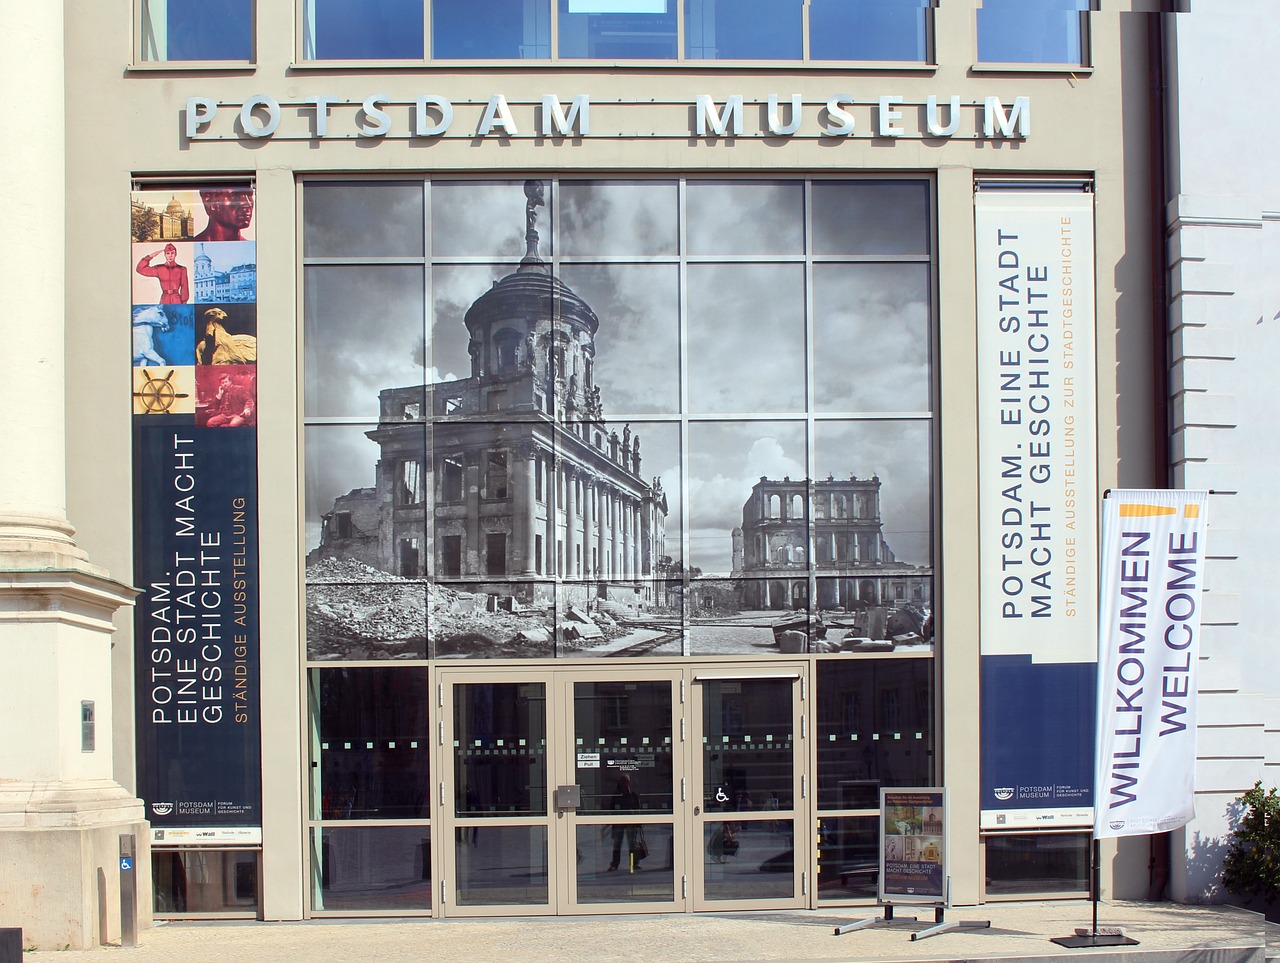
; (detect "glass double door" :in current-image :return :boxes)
[439,666,806,916]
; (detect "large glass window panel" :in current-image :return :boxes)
[303,183,424,259]
[153,850,259,913]
[304,0,424,60]
[574,681,674,813]
[811,181,930,257]
[454,825,549,905]
[689,577,814,656]
[686,182,804,256]
[686,264,806,414]
[431,181,543,259]
[433,0,551,59]
[685,0,802,61]
[686,421,807,577]
[815,659,933,809]
[303,266,426,420]
[558,266,680,416]
[139,0,253,62]
[306,582,430,661]
[558,181,679,257]
[976,0,1087,65]
[577,823,675,900]
[812,420,933,572]
[310,667,431,819]
[984,833,1089,895]
[809,0,927,63]
[812,263,932,414]
[558,0,677,59]
[454,682,548,814]
[311,826,432,910]
[434,581,557,658]
[816,816,878,899]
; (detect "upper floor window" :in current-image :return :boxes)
[976,0,1088,66]
[299,0,928,63]
[139,0,253,62]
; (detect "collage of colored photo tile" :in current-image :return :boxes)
[130,186,257,425]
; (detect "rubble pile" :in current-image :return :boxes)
[306,559,428,660]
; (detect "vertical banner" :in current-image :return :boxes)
[975,189,1098,829]
[130,186,262,846]
[1095,490,1208,838]
[879,789,947,903]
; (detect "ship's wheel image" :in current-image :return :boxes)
[133,368,190,414]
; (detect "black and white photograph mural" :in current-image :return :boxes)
[302,178,934,660]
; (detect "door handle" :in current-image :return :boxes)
[694,805,701,816]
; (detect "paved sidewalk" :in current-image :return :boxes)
[25,901,1267,963]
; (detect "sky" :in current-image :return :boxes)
[303,178,935,569]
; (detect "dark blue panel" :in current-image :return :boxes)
[685,0,802,61]
[433,0,550,58]
[134,421,262,829]
[558,0,677,60]
[165,0,253,61]
[312,0,424,60]
[809,0,927,63]
[980,654,1094,816]
[977,0,1085,65]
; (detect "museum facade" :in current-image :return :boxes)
[5,0,1236,948]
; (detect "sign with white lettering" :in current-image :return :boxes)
[131,186,262,844]
[1094,490,1208,838]
[181,93,1032,143]
[974,189,1098,829]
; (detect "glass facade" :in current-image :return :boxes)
[976,0,1088,65]
[138,0,253,62]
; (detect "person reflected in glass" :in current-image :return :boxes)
[607,774,640,872]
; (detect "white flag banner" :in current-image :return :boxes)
[1094,489,1209,839]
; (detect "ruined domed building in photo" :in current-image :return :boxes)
[311,183,668,608]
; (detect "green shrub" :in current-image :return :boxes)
[1222,781,1280,903]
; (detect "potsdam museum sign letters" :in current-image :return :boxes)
[184,92,1033,142]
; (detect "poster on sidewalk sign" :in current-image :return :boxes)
[879,788,947,903]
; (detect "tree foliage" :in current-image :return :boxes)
[1222,781,1280,903]
[132,203,159,242]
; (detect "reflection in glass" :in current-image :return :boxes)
[985,833,1089,895]
[140,0,253,62]
[685,0,801,61]
[304,0,424,60]
[311,826,432,911]
[454,683,547,815]
[703,820,794,900]
[815,659,934,809]
[809,0,927,62]
[558,0,677,59]
[577,823,675,901]
[686,182,804,255]
[701,679,793,810]
[303,265,426,420]
[574,681,674,813]
[810,181,930,256]
[816,816,879,899]
[309,667,431,819]
[813,263,931,414]
[977,0,1086,65]
[454,825,549,905]
[433,0,550,59]
[686,264,806,414]
[153,850,259,913]
[303,183,424,258]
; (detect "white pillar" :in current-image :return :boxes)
[0,0,145,949]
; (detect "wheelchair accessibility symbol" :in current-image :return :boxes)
[120,857,133,871]
[714,787,729,804]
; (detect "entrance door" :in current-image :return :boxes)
[692,669,807,910]
[439,667,685,916]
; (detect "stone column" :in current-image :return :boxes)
[545,456,558,576]
[632,504,642,579]
[514,444,538,578]
[596,485,607,579]
[0,0,146,949]
[564,466,578,578]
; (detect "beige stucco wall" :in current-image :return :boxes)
[62,0,1160,916]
